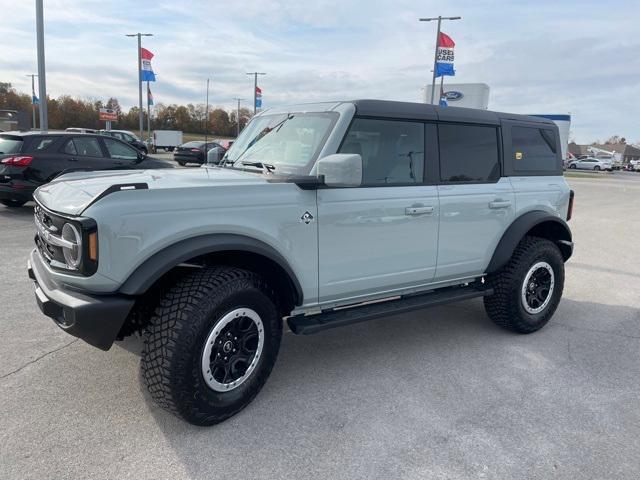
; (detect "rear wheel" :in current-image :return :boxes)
[141,266,282,426]
[1,199,26,208]
[177,160,186,166]
[484,236,564,333]
[569,164,576,169]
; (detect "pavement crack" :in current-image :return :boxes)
[0,338,79,380]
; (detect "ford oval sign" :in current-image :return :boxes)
[444,91,464,101]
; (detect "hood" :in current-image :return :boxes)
[34,167,266,216]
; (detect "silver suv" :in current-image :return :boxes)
[28,100,574,425]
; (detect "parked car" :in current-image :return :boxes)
[567,157,612,171]
[27,100,574,426]
[0,132,174,207]
[99,129,148,154]
[173,140,227,166]
[65,127,96,134]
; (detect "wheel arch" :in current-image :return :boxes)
[487,210,573,273]
[118,234,304,310]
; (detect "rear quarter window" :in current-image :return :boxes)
[511,126,558,172]
[0,135,23,154]
[438,124,500,183]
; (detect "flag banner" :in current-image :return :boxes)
[435,32,455,77]
[140,47,156,82]
[147,85,154,106]
[32,95,39,105]
[255,85,262,109]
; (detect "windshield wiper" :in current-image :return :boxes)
[241,161,276,173]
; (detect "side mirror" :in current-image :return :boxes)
[316,153,362,188]
[207,148,222,165]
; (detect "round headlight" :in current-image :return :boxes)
[61,223,82,269]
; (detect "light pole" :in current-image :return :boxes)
[35,0,48,130]
[125,32,153,138]
[25,74,38,129]
[419,16,461,105]
[233,98,244,137]
[204,78,210,147]
[246,72,266,115]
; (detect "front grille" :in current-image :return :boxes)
[33,202,72,270]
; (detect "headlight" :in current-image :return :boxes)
[61,222,82,269]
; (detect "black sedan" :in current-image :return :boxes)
[0,132,174,207]
[173,141,226,166]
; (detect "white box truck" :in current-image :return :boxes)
[153,130,183,152]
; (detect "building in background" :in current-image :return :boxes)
[423,83,490,109]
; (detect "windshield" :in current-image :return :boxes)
[224,112,338,175]
[0,135,23,154]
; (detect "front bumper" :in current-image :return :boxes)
[27,249,135,351]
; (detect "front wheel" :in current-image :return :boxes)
[141,266,282,426]
[594,165,601,171]
[484,236,564,333]
[569,164,576,169]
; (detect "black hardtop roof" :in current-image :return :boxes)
[351,99,556,126]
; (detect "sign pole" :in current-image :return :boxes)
[125,33,153,139]
[35,0,48,130]
[418,16,461,105]
[430,16,442,105]
[246,72,266,115]
[146,80,151,142]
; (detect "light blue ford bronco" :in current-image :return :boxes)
[28,100,574,425]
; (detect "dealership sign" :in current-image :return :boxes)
[443,91,464,101]
[99,108,118,122]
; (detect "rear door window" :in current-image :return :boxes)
[64,137,103,157]
[438,124,500,183]
[512,127,558,171]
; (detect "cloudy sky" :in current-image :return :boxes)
[1,0,638,142]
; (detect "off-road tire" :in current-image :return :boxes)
[1,199,26,208]
[141,266,282,426]
[484,236,564,333]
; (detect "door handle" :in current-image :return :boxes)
[68,158,78,162]
[405,206,434,216]
[489,200,512,209]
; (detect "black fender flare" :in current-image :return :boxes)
[486,211,573,273]
[118,234,303,305]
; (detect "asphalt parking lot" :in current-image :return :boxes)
[1,173,639,479]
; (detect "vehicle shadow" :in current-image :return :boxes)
[137,297,640,479]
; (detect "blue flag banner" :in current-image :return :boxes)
[435,32,455,78]
[32,95,39,105]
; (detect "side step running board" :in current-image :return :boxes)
[287,284,493,335]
